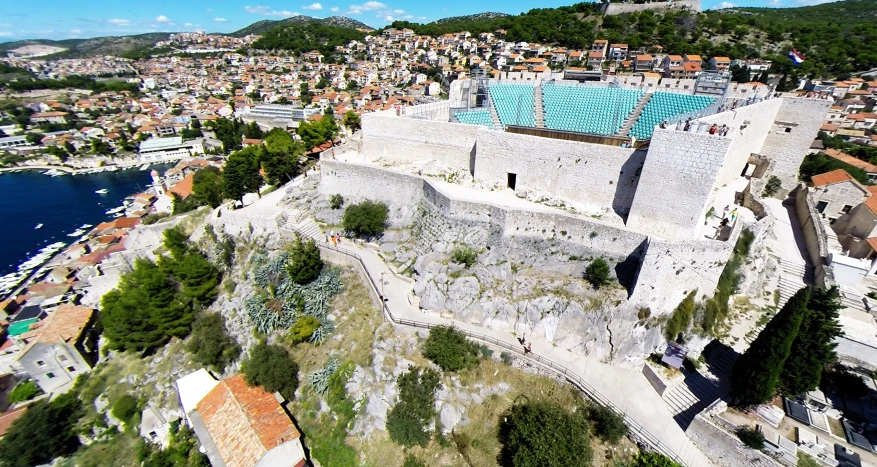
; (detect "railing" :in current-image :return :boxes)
[282,224,688,466]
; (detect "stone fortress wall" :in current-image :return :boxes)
[601,0,701,15]
[760,98,832,190]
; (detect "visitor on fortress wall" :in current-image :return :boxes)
[660,120,668,129]
[709,124,718,135]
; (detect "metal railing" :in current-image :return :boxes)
[283,225,689,466]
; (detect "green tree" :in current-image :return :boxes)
[288,316,320,344]
[223,147,264,205]
[585,258,611,289]
[779,286,842,396]
[261,128,303,185]
[498,401,593,467]
[112,394,139,423]
[342,110,361,132]
[242,343,300,401]
[191,166,225,208]
[299,82,312,105]
[243,121,263,139]
[664,291,697,341]
[588,405,628,444]
[296,112,338,150]
[386,367,441,447]
[737,427,765,450]
[632,452,681,467]
[0,393,82,467]
[342,200,388,237]
[187,313,241,372]
[731,287,810,406]
[25,133,42,145]
[286,234,323,285]
[7,381,42,404]
[163,226,191,259]
[422,326,481,372]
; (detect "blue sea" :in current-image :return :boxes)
[0,167,158,280]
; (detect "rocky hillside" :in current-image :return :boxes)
[229,15,373,37]
[0,33,171,59]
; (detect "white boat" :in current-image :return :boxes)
[113,213,124,218]
[34,223,43,229]
[95,189,108,194]
[105,206,125,215]
[67,229,86,237]
[139,164,150,170]
[80,224,92,229]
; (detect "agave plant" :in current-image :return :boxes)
[310,318,335,345]
[308,356,340,395]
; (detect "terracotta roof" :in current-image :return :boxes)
[811,169,853,187]
[0,405,29,437]
[867,237,877,252]
[31,304,93,344]
[169,173,195,199]
[197,374,301,467]
[824,149,877,173]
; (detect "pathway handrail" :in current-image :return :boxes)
[295,235,689,466]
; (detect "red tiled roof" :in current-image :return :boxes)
[0,405,29,437]
[824,149,877,173]
[31,304,94,344]
[811,169,853,187]
[197,374,301,467]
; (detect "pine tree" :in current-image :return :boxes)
[779,287,842,396]
[731,287,810,406]
[223,147,264,205]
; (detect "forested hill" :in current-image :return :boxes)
[230,16,373,37]
[381,0,877,78]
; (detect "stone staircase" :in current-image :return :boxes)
[661,345,736,429]
[778,259,813,306]
[617,92,652,137]
[488,99,502,130]
[280,212,323,241]
[533,84,545,128]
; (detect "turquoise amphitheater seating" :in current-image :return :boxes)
[488,84,536,128]
[541,84,644,135]
[453,110,493,127]
[628,92,715,140]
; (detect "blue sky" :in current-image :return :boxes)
[0,0,833,41]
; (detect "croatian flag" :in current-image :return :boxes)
[788,49,805,65]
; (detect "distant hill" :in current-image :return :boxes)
[0,33,171,59]
[432,12,510,25]
[229,15,373,37]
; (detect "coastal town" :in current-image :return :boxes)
[0,3,876,467]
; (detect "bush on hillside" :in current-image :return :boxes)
[112,394,139,423]
[585,258,612,288]
[286,234,323,285]
[632,452,682,467]
[0,393,82,467]
[329,194,344,210]
[386,367,441,447]
[498,401,592,466]
[737,427,765,450]
[288,316,320,344]
[187,313,241,373]
[7,381,42,404]
[242,343,300,401]
[452,246,478,267]
[664,291,697,341]
[588,405,628,444]
[342,200,389,238]
[422,326,481,372]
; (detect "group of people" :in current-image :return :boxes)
[518,335,533,354]
[714,205,739,239]
[708,124,730,136]
[326,230,344,245]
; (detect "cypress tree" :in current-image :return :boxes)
[779,287,843,396]
[731,287,810,406]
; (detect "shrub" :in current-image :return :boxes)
[288,316,320,344]
[0,393,82,467]
[329,194,344,209]
[500,351,513,365]
[632,452,682,467]
[242,343,300,401]
[664,291,697,341]
[402,455,426,467]
[342,200,389,237]
[637,307,651,320]
[112,394,139,423]
[452,246,477,267]
[479,344,493,358]
[386,367,441,447]
[287,234,323,285]
[422,326,481,372]
[737,427,765,450]
[588,405,628,444]
[187,313,241,373]
[762,175,782,197]
[7,381,42,404]
[498,401,592,466]
[585,258,612,288]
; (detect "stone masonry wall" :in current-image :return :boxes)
[698,98,782,188]
[761,97,832,190]
[601,0,700,15]
[627,128,733,240]
[361,112,482,173]
[473,130,645,216]
[631,223,739,314]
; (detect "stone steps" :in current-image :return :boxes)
[617,92,652,137]
[488,99,502,130]
[534,84,545,128]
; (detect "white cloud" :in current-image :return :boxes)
[155,15,172,23]
[69,29,82,34]
[205,8,213,12]
[718,1,735,7]
[213,17,228,22]
[330,6,339,12]
[346,1,387,15]
[303,3,323,10]
[244,5,299,16]
[0,31,13,37]
[107,18,132,26]
[384,15,393,21]
[184,22,193,27]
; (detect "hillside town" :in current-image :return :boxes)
[0,16,876,467]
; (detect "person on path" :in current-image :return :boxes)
[325,235,329,244]
[709,124,718,135]
[683,118,691,132]
[715,217,729,239]
[730,208,738,223]
[722,205,729,218]
[524,343,532,354]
